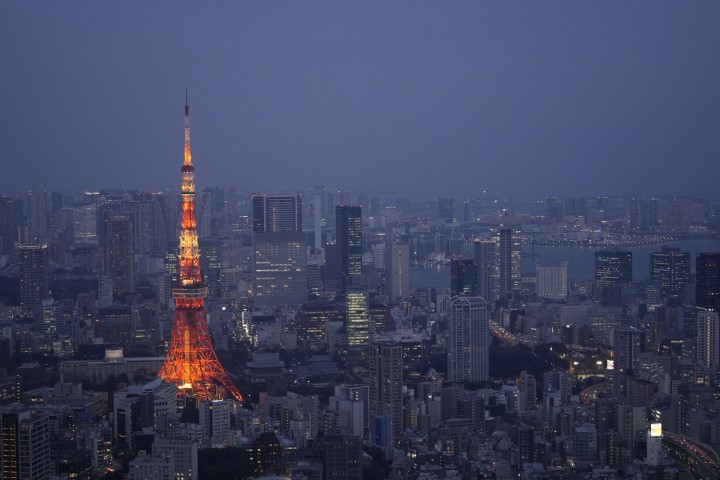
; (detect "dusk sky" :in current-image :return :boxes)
[1,2,719,198]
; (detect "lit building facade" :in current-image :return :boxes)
[252,194,307,307]
[0,406,51,480]
[493,223,521,299]
[650,246,690,302]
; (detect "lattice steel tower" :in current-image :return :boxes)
[159,91,242,402]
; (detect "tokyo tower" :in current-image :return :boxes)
[159,91,243,402]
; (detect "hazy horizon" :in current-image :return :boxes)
[2,2,719,198]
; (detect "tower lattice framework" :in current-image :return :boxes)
[159,92,243,402]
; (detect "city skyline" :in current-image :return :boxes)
[2,2,720,197]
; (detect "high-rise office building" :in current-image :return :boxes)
[0,406,51,480]
[335,206,362,293]
[369,341,403,444]
[19,244,49,308]
[629,197,658,230]
[473,239,496,303]
[26,191,48,239]
[450,259,477,296]
[128,199,155,257]
[253,232,307,307]
[536,263,568,299]
[697,309,720,369]
[493,223,521,299]
[437,198,454,223]
[252,194,302,233]
[545,197,564,223]
[387,242,410,302]
[612,327,644,400]
[252,195,307,307]
[104,212,135,297]
[595,250,632,300]
[564,197,588,220]
[447,296,489,383]
[313,186,323,250]
[346,278,370,348]
[650,246,690,302]
[0,196,23,255]
[697,253,720,311]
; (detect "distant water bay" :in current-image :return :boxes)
[409,239,720,289]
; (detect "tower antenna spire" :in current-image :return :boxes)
[160,93,243,403]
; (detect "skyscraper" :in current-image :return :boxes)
[595,250,632,305]
[387,242,410,302]
[346,278,370,348]
[0,196,23,255]
[437,197,454,223]
[0,406,51,480]
[252,194,302,233]
[493,222,521,299]
[369,341,403,445]
[19,244,49,308]
[252,195,307,307]
[536,263,568,299]
[629,197,658,230]
[697,253,720,311]
[696,309,720,369]
[612,327,644,400]
[450,259,477,296]
[335,205,362,293]
[104,212,135,297]
[447,296,489,383]
[26,191,48,239]
[473,239,496,303]
[650,246,690,302]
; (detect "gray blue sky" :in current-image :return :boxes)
[1,2,719,198]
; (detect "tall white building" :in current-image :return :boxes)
[447,296,490,383]
[646,423,662,466]
[200,399,231,448]
[153,437,198,480]
[127,452,174,480]
[536,262,568,299]
[697,309,720,369]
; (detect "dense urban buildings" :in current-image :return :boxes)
[0,104,719,480]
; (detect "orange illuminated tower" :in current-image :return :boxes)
[159,91,242,402]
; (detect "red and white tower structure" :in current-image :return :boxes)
[159,92,242,402]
